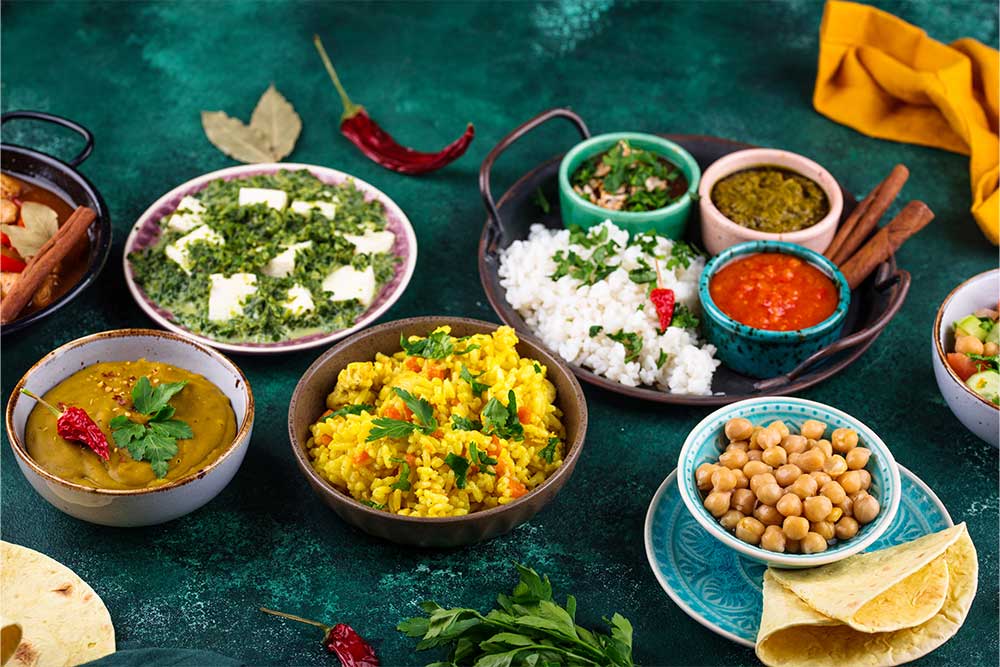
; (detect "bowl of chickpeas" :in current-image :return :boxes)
[678,397,901,568]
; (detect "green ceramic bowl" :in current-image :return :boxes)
[558,132,701,238]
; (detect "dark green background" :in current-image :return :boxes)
[2,1,997,665]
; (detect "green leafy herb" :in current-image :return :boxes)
[444,453,470,489]
[627,257,657,285]
[469,441,498,469]
[966,353,1000,371]
[393,388,438,431]
[533,187,551,214]
[671,303,700,330]
[451,415,482,431]
[390,458,412,491]
[367,388,438,441]
[539,437,559,463]
[664,240,702,270]
[550,239,620,286]
[482,390,524,441]
[398,562,635,667]
[400,331,479,359]
[460,365,489,395]
[571,138,686,213]
[360,499,386,510]
[657,349,670,368]
[366,418,420,441]
[608,330,643,363]
[322,404,374,421]
[589,325,604,338]
[109,377,193,478]
[533,362,542,374]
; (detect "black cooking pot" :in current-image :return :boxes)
[0,111,112,334]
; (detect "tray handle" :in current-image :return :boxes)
[1,110,95,167]
[479,108,590,251]
[754,266,911,393]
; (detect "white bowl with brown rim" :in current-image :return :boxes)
[698,148,843,256]
[5,329,254,526]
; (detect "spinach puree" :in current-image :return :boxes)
[710,166,830,233]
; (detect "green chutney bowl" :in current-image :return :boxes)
[558,132,701,238]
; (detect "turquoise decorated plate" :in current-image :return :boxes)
[643,464,952,647]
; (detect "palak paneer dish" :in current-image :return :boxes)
[25,359,236,490]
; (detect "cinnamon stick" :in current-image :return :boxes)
[839,201,934,290]
[0,206,96,324]
[825,164,909,265]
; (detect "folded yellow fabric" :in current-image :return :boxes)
[814,0,999,244]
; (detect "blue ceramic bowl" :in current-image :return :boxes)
[698,240,850,378]
[677,397,901,568]
[558,132,701,238]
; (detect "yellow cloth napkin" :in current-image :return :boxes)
[814,0,999,244]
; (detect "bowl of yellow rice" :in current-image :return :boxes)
[288,317,587,547]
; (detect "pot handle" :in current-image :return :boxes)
[1,110,95,167]
[479,108,590,251]
[753,266,911,392]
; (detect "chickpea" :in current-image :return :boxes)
[768,420,790,438]
[846,447,871,470]
[743,460,773,479]
[732,488,756,515]
[820,481,847,505]
[826,507,843,523]
[720,509,744,530]
[750,472,778,494]
[782,515,810,540]
[726,440,749,452]
[747,449,763,462]
[985,341,1000,356]
[774,464,802,486]
[857,469,872,490]
[756,482,784,506]
[749,426,765,449]
[756,427,782,450]
[810,471,832,487]
[719,449,749,470]
[781,434,808,454]
[704,491,732,518]
[831,428,859,454]
[955,334,985,356]
[854,494,881,524]
[813,439,834,457]
[754,503,784,526]
[761,525,787,552]
[823,454,848,477]
[798,447,826,472]
[725,417,754,441]
[696,463,718,491]
[849,490,868,504]
[776,493,803,517]
[736,516,766,545]
[839,495,854,517]
[801,532,829,554]
[711,468,738,492]
[835,516,860,540]
[811,520,835,541]
[788,452,802,467]
[800,419,826,440]
[839,470,862,494]
[785,538,801,554]
[733,469,750,489]
[804,495,834,522]
[762,446,787,467]
[790,475,819,499]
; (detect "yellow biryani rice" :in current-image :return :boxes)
[307,326,566,517]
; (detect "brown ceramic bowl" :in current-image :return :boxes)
[288,316,588,547]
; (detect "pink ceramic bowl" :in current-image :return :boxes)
[698,148,843,256]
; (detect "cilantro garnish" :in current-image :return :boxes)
[400,331,479,359]
[664,240,703,270]
[627,258,657,285]
[671,303,700,330]
[532,362,542,374]
[589,325,603,337]
[360,499,386,510]
[390,457,412,491]
[460,365,489,395]
[482,390,524,441]
[444,452,470,489]
[571,139,685,212]
[533,187,551,214]
[109,377,192,478]
[608,330,643,363]
[366,388,438,441]
[539,437,559,463]
[469,441,498,469]
[322,404,374,421]
[451,415,482,431]
[966,353,999,371]
[657,350,671,368]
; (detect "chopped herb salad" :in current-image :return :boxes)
[128,170,401,343]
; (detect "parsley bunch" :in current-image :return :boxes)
[367,388,438,441]
[109,377,193,478]
[398,563,635,667]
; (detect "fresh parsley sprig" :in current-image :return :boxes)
[366,388,438,441]
[109,377,193,478]
[450,415,482,431]
[443,452,470,489]
[390,457,412,491]
[400,331,479,359]
[322,404,374,421]
[482,390,524,441]
[460,365,489,394]
[539,437,559,463]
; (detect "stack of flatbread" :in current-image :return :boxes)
[756,523,978,667]
[1,542,115,667]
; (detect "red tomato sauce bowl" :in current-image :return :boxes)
[698,241,851,378]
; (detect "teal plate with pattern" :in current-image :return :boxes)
[643,464,952,647]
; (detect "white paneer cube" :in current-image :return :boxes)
[165,225,224,273]
[239,187,288,210]
[343,230,395,254]
[261,241,312,278]
[166,211,203,233]
[290,200,337,219]
[322,265,376,306]
[283,284,315,316]
[208,273,258,322]
[177,195,206,214]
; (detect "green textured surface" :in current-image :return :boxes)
[2,1,998,665]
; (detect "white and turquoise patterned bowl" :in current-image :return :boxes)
[677,397,901,568]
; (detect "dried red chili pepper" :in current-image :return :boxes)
[313,35,474,175]
[0,254,26,272]
[650,259,675,332]
[260,608,378,667]
[20,389,110,460]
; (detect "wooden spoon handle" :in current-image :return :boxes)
[839,201,934,290]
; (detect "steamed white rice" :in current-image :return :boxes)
[498,221,719,395]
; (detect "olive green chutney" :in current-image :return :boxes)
[711,166,830,233]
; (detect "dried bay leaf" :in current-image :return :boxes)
[201,111,276,163]
[2,202,58,258]
[249,84,301,161]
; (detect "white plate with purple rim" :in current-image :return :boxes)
[122,163,417,355]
